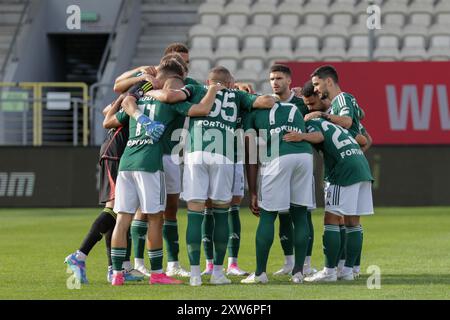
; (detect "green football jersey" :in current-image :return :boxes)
[306,118,373,186]
[181,84,257,160]
[184,76,202,86]
[116,96,192,173]
[275,92,309,117]
[245,102,312,159]
[163,77,202,155]
[128,74,201,155]
[330,92,362,137]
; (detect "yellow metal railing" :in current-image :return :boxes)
[0,82,89,146]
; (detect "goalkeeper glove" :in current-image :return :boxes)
[135,112,165,142]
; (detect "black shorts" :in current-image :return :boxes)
[99,158,119,204]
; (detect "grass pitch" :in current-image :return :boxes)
[0,207,449,300]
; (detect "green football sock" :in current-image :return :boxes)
[148,248,163,272]
[306,210,314,257]
[355,227,364,267]
[131,220,147,260]
[337,225,346,265]
[323,224,341,268]
[163,219,179,262]
[111,247,127,272]
[186,210,204,266]
[290,204,309,275]
[213,207,229,266]
[227,205,241,258]
[201,208,214,261]
[345,225,363,268]
[256,209,277,276]
[278,212,294,256]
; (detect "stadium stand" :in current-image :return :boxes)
[185,0,450,91]
[0,0,27,79]
[1,0,450,143]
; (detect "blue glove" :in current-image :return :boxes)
[136,114,165,142]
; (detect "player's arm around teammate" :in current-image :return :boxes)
[113,66,157,94]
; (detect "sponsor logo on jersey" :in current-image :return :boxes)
[270,125,302,135]
[340,148,364,159]
[195,120,235,133]
[126,138,154,147]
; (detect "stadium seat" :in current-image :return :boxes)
[407,2,434,28]
[190,57,212,74]
[267,49,294,67]
[347,25,370,61]
[305,0,331,6]
[269,24,294,48]
[198,3,223,29]
[282,0,307,5]
[427,24,450,61]
[410,0,434,4]
[333,0,358,4]
[277,2,301,28]
[293,25,321,61]
[224,2,250,28]
[382,2,408,28]
[214,49,240,74]
[302,2,328,28]
[241,49,267,73]
[189,47,215,64]
[320,24,348,61]
[216,24,242,52]
[329,2,354,27]
[204,0,226,5]
[400,28,428,61]
[256,0,279,5]
[232,0,252,5]
[373,26,402,61]
[189,24,215,50]
[251,3,277,27]
[435,1,450,26]
[242,25,268,51]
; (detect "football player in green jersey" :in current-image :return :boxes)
[114,43,254,277]
[201,75,250,278]
[146,66,276,286]
[303,80,372,279]
[242,101,315,284]
[114,50,195,278]
[105,60,224,286]
[270,64,309,116]
[283,118,374,282]
[309,65,362,138]
[266,64,317,277]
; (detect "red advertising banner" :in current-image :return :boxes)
[282,61,450,145]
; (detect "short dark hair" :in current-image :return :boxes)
[158,59,185,78]
[160,53,188,74]
[270,64,292,77]
[164,42,189,55]
[208,66,232,83]
[310,65,339,83]
[302,80,316,97]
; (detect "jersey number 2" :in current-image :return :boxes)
[321,121,357,149]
